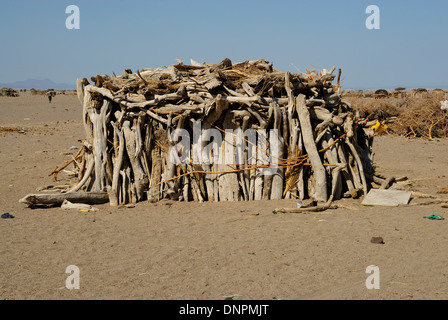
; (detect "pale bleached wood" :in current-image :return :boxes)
[164,112,178,200]
[123,120,149,201]
[89,99,111,192]
[335,142,357,197]
[262,104,275,200]
[242,115,251,201]
[270,103,284,200]
[274,195,335,214]
[344,116,368,196]
[204,94,229,125]
[380,176,395,189]
[107,122,125,206]
[77,150,86,183]
[296,94,328,202]
[188,164,204,202]
[19,192,109,206]
[199,120,217,202]
[308,107,344,126]
[345,145,363,192]
[253,107,271,200]
[87,84,184,109]
[321,130,343,200]
[218,112,240,201]
[182,174,190,202]
[76,78,84,106]
[148,146,162,203]
[68,152,94,193]
[242,82,255,97]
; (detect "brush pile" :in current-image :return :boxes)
[1,88,19,97]
[30,89,56,96]
[20,58,383,207]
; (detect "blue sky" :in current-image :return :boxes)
[0,0,447,89]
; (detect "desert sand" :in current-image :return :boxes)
[1,92,447,300]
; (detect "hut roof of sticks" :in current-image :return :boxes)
[20,58,382,208]
[1,88,19,97]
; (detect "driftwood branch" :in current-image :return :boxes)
[296,94,328,202]
[19,192,109,206]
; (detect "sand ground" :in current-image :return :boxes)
[1,92,447,300]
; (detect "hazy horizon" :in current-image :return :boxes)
[2,77,447,92]
[0,0,447,90]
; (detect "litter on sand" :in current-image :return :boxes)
[361,189,412,207]
[423,215,445,220]
[61,200,98,212]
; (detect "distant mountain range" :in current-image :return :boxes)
[0,78,75,90]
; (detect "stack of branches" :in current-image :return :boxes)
[395,95,448,139]
[20,58,383,207]
[30,89,56,96]
[346,92,448,139]
[1,88,19,97]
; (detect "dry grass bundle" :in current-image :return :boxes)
[354,99,400,121]
[395,95,448,139]
[345,92,448,139]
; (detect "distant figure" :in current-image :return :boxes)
[48,92,53,103]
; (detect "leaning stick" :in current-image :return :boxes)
[123,120,148,201]
[296,94,328,202]
[345,137,368,196]
[76,78,84,106]
[379,176,395,189]
[67,153,94,193]
[270,103,284,200]
[107,122,125,206]
[49,148,83,179]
